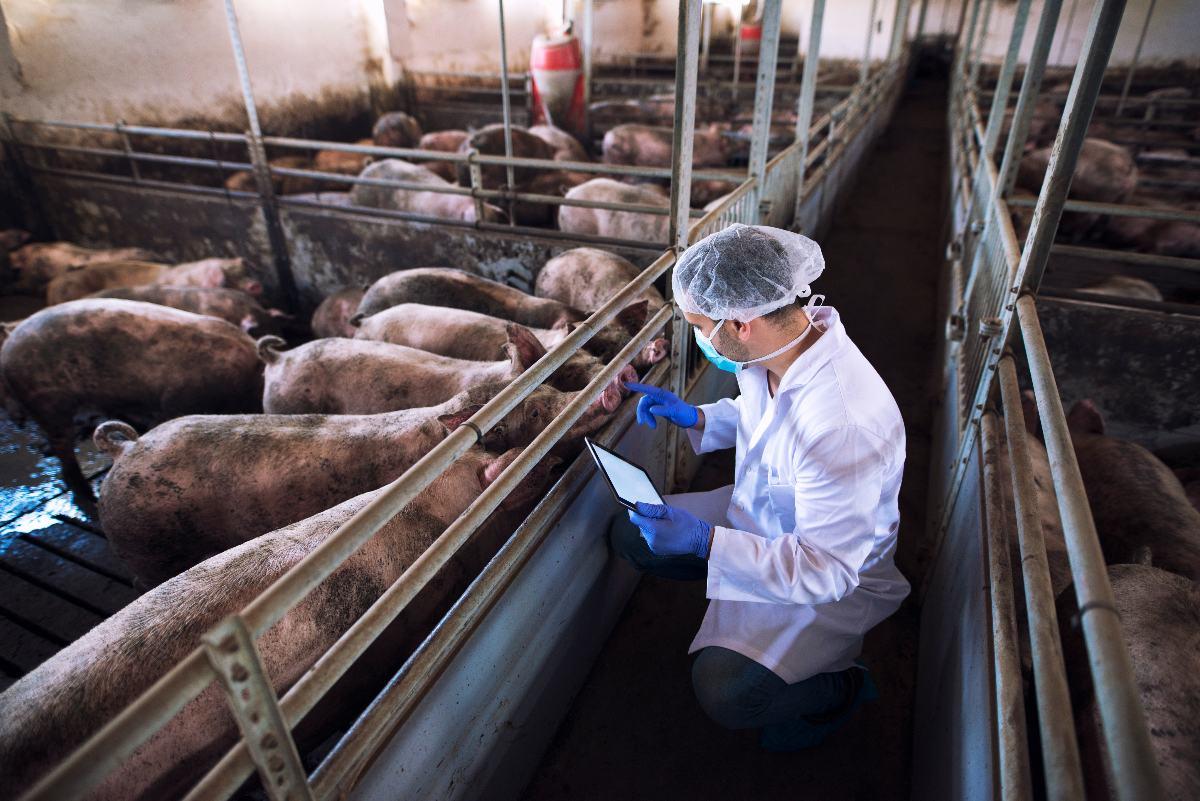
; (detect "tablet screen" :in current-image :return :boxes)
[590,443,664,507]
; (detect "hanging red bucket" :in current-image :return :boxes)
[739,23,763,55]
[530,32,586,136]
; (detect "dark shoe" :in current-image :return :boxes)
[759,665,879,752]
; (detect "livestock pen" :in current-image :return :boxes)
[0,1,916,799]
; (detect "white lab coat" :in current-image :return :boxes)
[679,306,909,684]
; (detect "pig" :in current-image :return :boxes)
[89,284,282,334]
[1077,275,1163,303]
[155,257,264,295]
[224,155,324,196]
[46,259,170,304]
[354,267,586,329]
[1102,193,1200,259]
[535,247,666,313]
[0,445,555,801]
[97,382,612,585]
[557,178,670,243]
[0,228,31,251]
[510,169,593,227]
[1067,399,1200,580]
[373,111,423,148]
[455,123,556,188]
[1058,564,1200,801]
[314,138,375,175]
[259,324,544,414]
[1175,467,1200,514]
[527,124,590,162]
[0,300,262,500]
[350,159,505,223]
[417,129,470,182]
[311,286,366,338]
[691,178,741,208]
[9,242,156,293]
[353,302,664,373]
[1017,138,1137,237]
[601,123,732,168]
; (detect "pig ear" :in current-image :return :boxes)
[616,299,649,330]
[1067,399,1105,435]
[504,323,546,370]
[480,448,520,487]
[437,405,483,433]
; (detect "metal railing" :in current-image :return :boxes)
[8,1,914,798]
[927,0,1167,799]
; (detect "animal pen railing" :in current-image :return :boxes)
[7,0,915,799]
[920,0,1168,799]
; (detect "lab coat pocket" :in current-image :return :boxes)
[766,480,796,534]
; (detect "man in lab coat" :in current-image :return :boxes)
[616,223,910,751]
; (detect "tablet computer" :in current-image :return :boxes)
[585,438,665,511]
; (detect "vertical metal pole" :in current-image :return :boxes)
[497,0,516,226]
[666,0,701,492]
[888,0,913,62]
[1055,0,1080,66]
[748,0,782,222]
[955,0,983,78]
[981,0,1032,157]
[203,616,315,801]
[583,0,594,137]
[969,0,995,86]
[792,0,826,225]
[701,2,712,72]
[222,0,299,310]
[731,3,744,103]
[915,0,931,42]
[1016,0,1127,294]
[1115,0,1156,117]
[115,121,141,184]
[978,412,1035,801]
[996,0,1064,197]
[861,0,880,84]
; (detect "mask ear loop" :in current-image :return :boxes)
[804,293,827,331]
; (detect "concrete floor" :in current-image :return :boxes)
[520,69,948,801]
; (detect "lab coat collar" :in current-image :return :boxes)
[739,306,846,397]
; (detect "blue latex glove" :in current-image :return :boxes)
[625,381,699,430]
[627,501,713,558]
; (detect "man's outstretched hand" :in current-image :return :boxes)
[625,381,699,430]
[628,501,713,559]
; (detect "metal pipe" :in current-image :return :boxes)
[732,2,743,102]
[954,0,983,79]
[24,164,259,202]
[9,117,248,142]
[1006,195,1200,224]
[1056,0,1080,66]
[222,0,299,311]
[996,0,1063,196]
[969,0,995,87]
[701,1,712,72]
[1115,0,1157,117]
[583,0,594,139]
[861,0,879,85]
[1050,243,1200,273]
[1017,0,1129,294]
[981,0,1031,157]
[978,412,1034,801]
[497,0,516,226]
[1016,296,1165,801]
[747,0,783,220]
[997,357,1086,801]
[19,140,251,172]
[888,0,913,62]
[914,0,931,42]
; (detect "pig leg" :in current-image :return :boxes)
[47,429,96,510]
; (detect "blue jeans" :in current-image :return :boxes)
[608,514,856,732]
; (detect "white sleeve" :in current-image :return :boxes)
[705,425,886,606]
[686,396,740,454]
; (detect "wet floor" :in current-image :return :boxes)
[520,68,948,801]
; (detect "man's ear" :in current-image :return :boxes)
[730,318,754,342]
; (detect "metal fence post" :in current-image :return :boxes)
[1055,0,1081,66]
[666,0,701,492]
[954,0,983,79]
[860,0,880,85]
[497,0,517,226]
[202,616,314,801]
[747,0,782,222]
[969,0,995,86]
[221,0,300,311]
[114,120,141,184]
[582,0,595,139]
[981,0,1032,158]
[792,0,826,226]
[888,0,913,62]
[1115,0,1157,117]
[914,0,931,42]
[996,0,1063,197]
[731,2,744,103]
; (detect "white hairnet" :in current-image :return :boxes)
[672,223,825,323]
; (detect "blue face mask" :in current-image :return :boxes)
[693,297,825,374]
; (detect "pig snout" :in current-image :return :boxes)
[599,382,623,413]
[617,364,639,395]
[637,337,669,367]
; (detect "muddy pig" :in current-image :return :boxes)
[46,259,168,304]
[1067,399,1200,580]
[0,300,262,500]
[224,155,324,196]
[10,242,156,294]
[528,124,589,162]
[350,159,506,223]
[354,267,585,329]
[1017,138,1137,237]
[511,169,593,227]
[90,284,282,334]
[417,129,469,181]
[535,247,666,312]
[1058,564,1200,801]
[601,123,732,168]
[373,111,423,148]
[558,178,670,243]
[355,300,661,365]
[98,382,611,585]
[311,286,366,338]
[455,123,555,188]
[0,446,555,801]
[154,256,264,295]
[259,324,544,413]
[1077,275,1163,303]
[314,138,375,175]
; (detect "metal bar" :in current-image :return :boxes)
[732,3,743,102]
[997,0,1063,196]
[1007,195,1200,223]
[583,0,594,138]
[1055,0,1080,66]
[1016,296,1165,801]
[701,1,712,72]
[1016,0,1129,294]
[914,0,931,41]
[861,0,880,84]
[997,356,1087,801]
[19,652,215,801]
[747,0,783,221]
[969,0,995,86]
[793,0,826,227]
[202,616,314,801]
[310,308,674,798]
[18,140,252,172]
[978,412,1034,801]
[1050,243,1200,273]
[497,0,516,226]
[1115,0,1157,117]
[888,0,912,61]
[222,0,299,311]
[981,0,1032,157]
[8,117,248,143]
[114,121,141,183]
[666,0,702,493]
[25,163,260,201]
[956,0,984,79]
